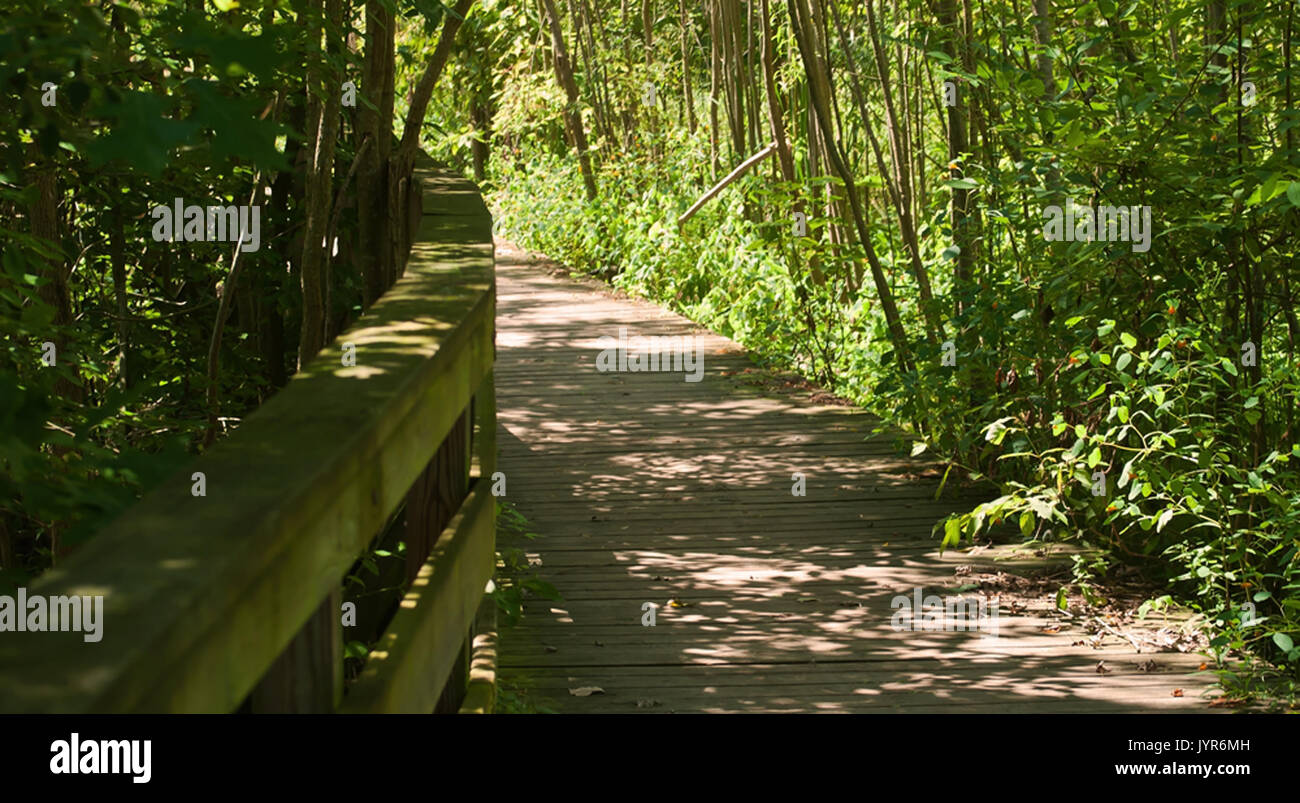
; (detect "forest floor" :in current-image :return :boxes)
[492,238,1220,713]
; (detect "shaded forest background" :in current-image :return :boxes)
[1,0,1298,704]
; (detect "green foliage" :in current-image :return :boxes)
[0,0,368,576]
[480,0,1300,704]
[489,501,561,627]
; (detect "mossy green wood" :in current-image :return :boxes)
[0,167,495,714]
[340,480,495,713]
[456,595,499,714]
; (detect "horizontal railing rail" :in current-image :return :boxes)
[0,154,496,714]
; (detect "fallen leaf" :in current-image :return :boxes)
[1096,661,1111,674]
[1198,662,1208,671]
[593,639,604,647]
[544,645,558,653]
[569,686,605,697]
[1171,688,1184,697]
[635,698,659,708]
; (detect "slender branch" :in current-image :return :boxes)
[202,174,263,449]
[677,141,776,229]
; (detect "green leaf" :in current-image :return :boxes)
[85,91,199,175]
[1288,181,1300,209]
[1087,446,1102,468]
[1019,511,1035,536]
[185,79,290,169]
[1274,632,1295,652]
[1120,332,1137,349]
[943,517,962,548]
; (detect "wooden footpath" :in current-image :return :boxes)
[493,239,1216,713]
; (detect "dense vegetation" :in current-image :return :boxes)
[2,0,1298,704]
[469,0,1298,700]
[0,0,471,575]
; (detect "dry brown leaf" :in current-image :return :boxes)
[1171,688,1184,697]
[569,686,605,697]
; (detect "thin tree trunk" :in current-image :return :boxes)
[357,0,395,305]
[938,0,975,318]
[108,209,132,390]
[298,0,343,369]
[855,0,941,343]
[542,0,599,201]
[788,0,911,372]
[760,0,795,183]
[396,0,477,169]
[680,0,697,134]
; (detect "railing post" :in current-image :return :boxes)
[476,371,497,480]
[404,409,472,584]
[248,588,343,713]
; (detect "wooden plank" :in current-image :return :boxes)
[476,371,498,480]
[248,590,343,713]
[406,409,471,582]
[340,481,496,714]
[491,239,1217,713]
[0,169,493,714]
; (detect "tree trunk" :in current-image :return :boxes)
[680,0,697,134]
[542,0,599,201]
[788,0,912,373]
[298,0,344,369]
[357,0,395,306]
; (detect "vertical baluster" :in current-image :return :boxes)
[248,588,343,713]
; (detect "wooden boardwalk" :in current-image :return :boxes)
[494,239,1216,713]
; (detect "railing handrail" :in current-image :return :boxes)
[0,154,496,713]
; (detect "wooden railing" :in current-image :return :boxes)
[0,154,497,713]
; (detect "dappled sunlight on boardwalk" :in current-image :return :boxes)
[493,240,1215,714]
